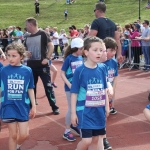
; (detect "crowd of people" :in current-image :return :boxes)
[1,1,150,150]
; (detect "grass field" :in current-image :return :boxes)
[0,0,150,31]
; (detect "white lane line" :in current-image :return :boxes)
[117,111,150,125]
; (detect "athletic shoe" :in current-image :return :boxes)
[52,82,57,88]
[70,124,80,135]
[53,109,60,115]
[110,107,117,115]
[148,93,150,101]
[63,132,76,142]
[103,138,112,150]
[16,147,21,150]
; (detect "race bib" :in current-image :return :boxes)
[85,88,106,107]
[71,61,83,73]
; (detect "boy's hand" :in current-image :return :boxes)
[71,113,78,127]
[107,88,113,100]
[29,106,36,119]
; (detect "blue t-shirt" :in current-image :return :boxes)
[122,39,129,51]
[70,64,107,129]
[103,58,118,85]
[0,62,3,68]
[0,65,34,121]
[61,54,83,91]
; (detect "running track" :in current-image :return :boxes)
[0,60,150,150]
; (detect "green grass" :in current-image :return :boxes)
[0,0,149,31]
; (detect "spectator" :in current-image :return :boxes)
[136,20,150,71]
[128,23,141,69]
[35,0,40,16]
[89,2,122,64]
[25,17,60,115]
[51,27,59,60]
[83,24,90,38]
[0,29,8,52]
[64,8,68,20]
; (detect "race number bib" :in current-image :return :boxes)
[85,89,106,107]
[71,61,83,73]
[108,69,115,83]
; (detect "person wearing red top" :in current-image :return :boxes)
[67,26,78,39]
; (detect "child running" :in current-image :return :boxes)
[0,42,36,150]
[61,38,84,141]
[71,36,109,150]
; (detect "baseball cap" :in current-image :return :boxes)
[134,23,140,30]
[71,38,84,48]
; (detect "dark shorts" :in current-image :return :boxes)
[2,118,28,123]
[80,128,106,138]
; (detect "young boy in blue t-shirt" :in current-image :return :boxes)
[71,36,109,150]
[103,37,118,115]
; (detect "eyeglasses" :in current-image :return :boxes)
[94,9,97,12]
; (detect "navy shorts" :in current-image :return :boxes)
[2,118,28,123]
[80,128,106,138]
[146,104,150,110]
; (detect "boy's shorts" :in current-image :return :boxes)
[2,118,28,123]
[146,104,150,110]
[80,128,106,138]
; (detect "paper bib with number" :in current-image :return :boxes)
[85,90,106,107]
[71,61,83,73]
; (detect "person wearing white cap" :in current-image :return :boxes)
[61,37,84,142]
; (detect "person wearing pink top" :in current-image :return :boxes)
[129,23,142,69]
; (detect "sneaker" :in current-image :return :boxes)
[53,109,60,115]
[52,82,57,88]
[148,93,150,101]
[143,68,147,71]
[16,147,21,150]
[103,138,112,150]
[63,132,76,142]
[110,107,117,115]
[70,124,80,135]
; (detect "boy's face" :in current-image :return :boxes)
[84,42,106,63]
[107,48,117,60]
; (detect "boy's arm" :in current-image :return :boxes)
[105,89,110,117]
[71,93,78,126]
[107,82,113,100]
[112,76,118,100]
[28,89,36,118]
[61,70,71,89]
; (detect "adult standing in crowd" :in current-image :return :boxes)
[89,2,123,64]
[25,17,59,115]
[136,20,150,71]
[35,0,40,16]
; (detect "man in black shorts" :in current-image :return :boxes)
[35,0,40,16]
[89,2,122,64]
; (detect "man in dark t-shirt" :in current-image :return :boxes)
[89,2,122,64]
[35,0,40,16]
[25,17,59,115]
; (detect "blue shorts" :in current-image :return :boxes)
[80,128,106,138]
[2,118,28,123]
[146,104,150,110]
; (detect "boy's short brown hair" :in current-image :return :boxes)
[103,37,118,50]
